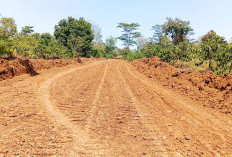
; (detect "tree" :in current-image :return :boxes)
[174,41,193,61]
[0,17,17,37]
[47,38,69,58]
[0,17,17,58]
[92,42,106,57]
[21,26,34,35]
[135,37,149,52]
[162,17,194,45]
[54,17,94,56]
[152,24,163,43]
[0,36,15,57]
[41,33,53,46]
[216,41,232,74]
[92,24,103,43]
[200,30,227,71]
[105,36,117,53]
[117,23,141,52]
[31,33,41,40]
[159,35,172,47]
[67,34,84,58]
[12,33,39,58]
[227,44,232,73]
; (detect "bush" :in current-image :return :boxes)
[104,52,117,58]
[123,51,144,61]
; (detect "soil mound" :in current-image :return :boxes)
[131,57,232,115]
[0,58,77,81]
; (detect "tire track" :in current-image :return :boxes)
[39,59,232,156]
[124,62,232,156]
[85,64,108,131]
[125,62,232,135]
[40,61,105,156]
[116,65,170,156]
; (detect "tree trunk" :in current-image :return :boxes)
[72,51,75,59]
[209,59,212,71]
[229,62,232,74]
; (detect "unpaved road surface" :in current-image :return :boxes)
[0,60,232,156]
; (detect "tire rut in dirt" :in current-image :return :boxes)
[51,62,107,129]
[50,62,113,156]
[119,62,232,156]
[51,61,169,156]
[116,64,170,156]
[81,61,169,156]
[47,60,232,156]
[42,61,107,156]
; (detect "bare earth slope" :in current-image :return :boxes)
[0,59,231,156]
[131,57,232,115]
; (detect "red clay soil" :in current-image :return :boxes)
[0,59,231,156]
[131,57,232,115]
[0,58,95,81]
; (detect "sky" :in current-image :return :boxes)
[0,0,232,47]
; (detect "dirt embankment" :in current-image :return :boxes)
[131,57,232,115]
[0,58,97,81]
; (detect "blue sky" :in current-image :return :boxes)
[1,0,232,47]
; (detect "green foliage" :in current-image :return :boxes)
[143,43,161,58]
[117,23,141,51]
[0,17,17,58]
[92,42,106,58]
[104,52,117,58]
[21,26,34,35]
[123,51,144,61]
[13,34,39,57]
[105,36,117,54]
[10,31,69,59]
[54,17,94,57]
[142,37,176,62]
[162,17,194,45]
[200,30,227,71]
[0,36,15,57]
[0,15,231,74]
[41,33,52,46]
[152,24,163,43]
[143,28,232,74]
[0,17,17,37]
[67,34,84,58]
[174,41,193,61]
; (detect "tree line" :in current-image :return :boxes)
[0,16,118,59]
[0,16,231,73]
[117,18,232,74]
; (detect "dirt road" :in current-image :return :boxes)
[0,59,232,156]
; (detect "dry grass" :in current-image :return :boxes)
[172,59,217,72]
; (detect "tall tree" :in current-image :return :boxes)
[105,36,117,53]
[0,17,17,37]
[21,26,34,35]
[135,37,149,52]
[54,17,94,56]
[117,23,141,51]
[162,17,194,45]
[41,33,53,46]
[92,24,103,43]
[200,30,227,71]
[151,24,163,43]
[67,34,84,58]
